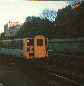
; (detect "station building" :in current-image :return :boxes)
[4,20,23,36]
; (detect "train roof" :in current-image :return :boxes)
[0,33,45,40]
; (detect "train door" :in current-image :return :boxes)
[34,35,46,58]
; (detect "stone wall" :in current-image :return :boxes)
[48,37,84,53]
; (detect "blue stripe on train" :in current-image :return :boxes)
[1,48,23,53]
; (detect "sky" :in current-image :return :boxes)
[0,1,69,34]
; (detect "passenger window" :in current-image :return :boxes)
[14,40,23,50]
[37,39,43,46]
[27,39,34,46]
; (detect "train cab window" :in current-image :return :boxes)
[37,39,43,46]
[27,39,34,46]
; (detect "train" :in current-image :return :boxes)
[0,35,48,59]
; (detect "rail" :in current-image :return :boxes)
[0,53,84,86]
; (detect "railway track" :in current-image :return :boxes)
[0,53,84,86]
[18,57,84,86]
[36,67,84,86]
[46,51,84,85]
[22,64,84,86]
[48,52,84,74]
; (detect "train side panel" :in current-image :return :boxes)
[0,39,24,58]
[13,39,24,58]
[0,40,13,55]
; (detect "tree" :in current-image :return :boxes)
[16,16,55,38]
[66,1,81,6]
[25,16,35,22]
[40,9,57,21]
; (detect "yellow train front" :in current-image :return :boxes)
[0,35,48,59]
